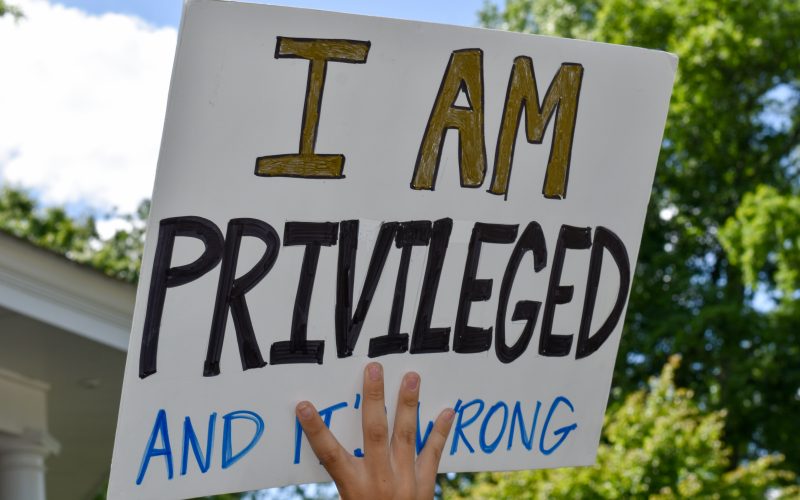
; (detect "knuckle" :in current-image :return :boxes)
[425,434,446,461]
[365,386,384,401]
[366,424,388,443]
[400,394,418,409]
[394,426,415,446]
[434,426,450,440]
[304,422,324,438]
[317,447,343,468]
[434,419,453,440]
[430,444,443,463]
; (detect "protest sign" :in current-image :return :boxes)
[108,0,677,497]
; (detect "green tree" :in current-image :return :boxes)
[88,199,149,283]
[448,357,798,499]
[479,0,800,471]
[0,0,22,19]
[720,185,800,305]
[0,186,97,258]
[0,186,146,283]
[717,186,800,464]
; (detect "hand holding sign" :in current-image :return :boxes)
[296,363,455,499]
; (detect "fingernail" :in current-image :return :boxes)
[368,362,382,381]
[405,373,419,391]
[443,408,455,422]
[297,402,313,420]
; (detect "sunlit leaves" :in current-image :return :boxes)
[448,358,799,498]
[0,186,145,283]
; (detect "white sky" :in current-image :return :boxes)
[0,0,486,236]
[0,0,176,223]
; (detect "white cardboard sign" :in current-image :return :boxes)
[108,1,677,498]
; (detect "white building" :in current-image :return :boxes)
[0,231,135,500]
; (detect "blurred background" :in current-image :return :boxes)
[1,0,799,498]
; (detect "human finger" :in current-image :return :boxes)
[415,407,455,490]
[391,371,420,472]
[296,401,353,483]
[361,362,390,472]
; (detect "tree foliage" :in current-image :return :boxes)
[87,200,149,283]
[448,357,798,499]
[0,187,95,257]
[0,186,146,283]
[719,185,800,303]
[480,0,800,474]
[0,0,22,19]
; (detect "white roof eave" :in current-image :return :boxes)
[0,232,135,351]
